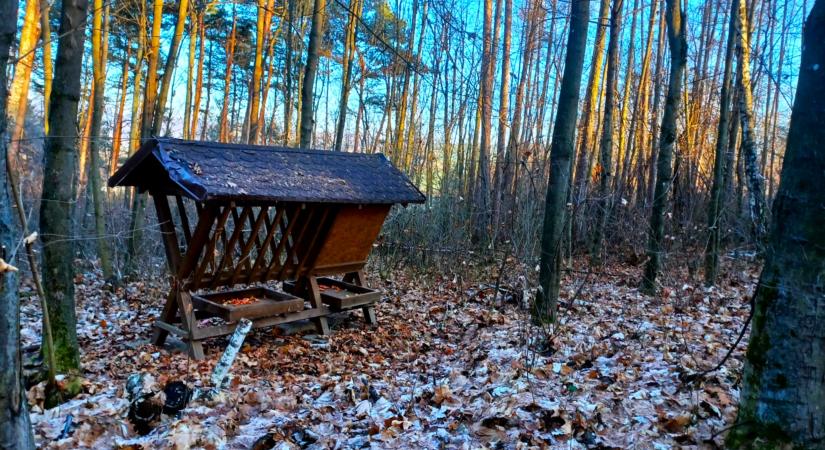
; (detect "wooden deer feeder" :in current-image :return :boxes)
[109,138,425,359]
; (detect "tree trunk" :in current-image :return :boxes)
[534,0,589,323]
[110,42,131,175]
[247,0,267,144]
[126,0,162,274]
[729,2,825,446]
[190,11,205,139]
[183,3,197,140]
[734,0,767,242]
[333,0,361,152]
[0,0,35,444]
[39,0,88,373]
[299,0,326,149]
[492,0,512,232]
[641,0,687,294]
[219,8,237,142]
[283,0,295,145]
[88,0,113,280]
[152,0,190,136]
[7,0,40,161]
[572,0,610,210]
[704,0,737,286]
[590,0,623,265]
[474,0,495,243]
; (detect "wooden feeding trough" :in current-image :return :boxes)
[109,138,425,359]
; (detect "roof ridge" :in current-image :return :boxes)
[158,137,387,160]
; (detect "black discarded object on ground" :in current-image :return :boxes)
[162,381,192,415]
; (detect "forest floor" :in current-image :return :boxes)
[20,255,758,449]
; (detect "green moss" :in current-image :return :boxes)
[725,421,794,449]
[44,375,84,409]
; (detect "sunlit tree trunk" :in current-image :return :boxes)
[734,0,767,242]
[126,0,163,274]
[535,0,589,323]
[0,0,35,444]
[572,0,609,209]
[183,3,197,140]
[614,0,635,195]
[283,0,295,145]
[404,1,427,169]
[247,0,268,144]
[190,11,205,139]
[641,0,687,293]
[473,0,495,242]
[110,41,131,176]
[704,0,736,286]
[88,0,113,280]
[219,7,237,142]
[7,0,40,164]
[333,0,361,152]
[729,2,825,446]
[299,0,326,148]
[591,0,623,265]
[152,0,190,136]
[492,0,512,233]
[39,0,53,134]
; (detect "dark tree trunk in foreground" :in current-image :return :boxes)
[300,0,326,148]
[590,0,623,265]
[1,0,35,445]
[534,0,590,323]
[39,0,89,372]
[641,0,687,293]
[704,0,737,286]
[728,1,825,446]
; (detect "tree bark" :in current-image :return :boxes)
[704,0,737,286]
[734,0,767,242]
[219,8,237,142]
[534,0,589,323]
[474,0,494,242]
[333,0,361,152]
[590,0,623,265]
[88,0,113,280]
[152,0,190,136]
[641,0,687,294]
[126,0,162,274]
[110,42,131,175]
[0,0,35,444]
[729,1,825,446]
[299,0,326,149]
[7,0,40,166]
[247,0,267,144]
[492,0,512,232]
[39,0,88,373]
[572,0,610,210]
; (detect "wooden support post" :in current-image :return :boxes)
[344,270,377,326]
[306,276,330,335]
[151,287,178,346]
[178,290,205,359]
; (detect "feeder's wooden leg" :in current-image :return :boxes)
[306,277,330,335]
[177,291,206,360]
[187,340,205,360]
[344,271,377,326]
[152,289,179,346]
[362,306,377,325]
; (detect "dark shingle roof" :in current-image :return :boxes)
[108,138,426,205]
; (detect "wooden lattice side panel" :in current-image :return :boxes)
[160,199,338,291]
